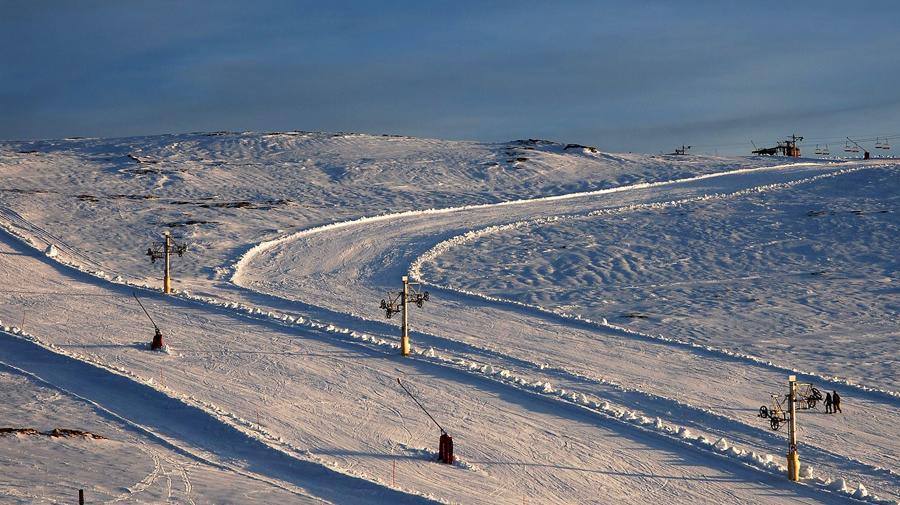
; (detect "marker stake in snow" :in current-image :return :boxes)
[146,231,187,294]
[380,276,429,356]
[397,378,454,464]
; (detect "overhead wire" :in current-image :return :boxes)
[686,132,900,151]
[0,290,127,298]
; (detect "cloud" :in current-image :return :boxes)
[2,1,899,152]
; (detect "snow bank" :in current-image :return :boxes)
[0,323,445,504]
[1,241,896,504]
[232,162,826,285]
[407,166,900,403]
[1,156,896,503]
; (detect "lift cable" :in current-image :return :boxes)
[687,132,900,150]
[132,293,160,332]
[397,378,446,435]
[0,290,126,298]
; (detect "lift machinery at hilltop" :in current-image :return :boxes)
[752,134,803,157]
[669,144,691,155]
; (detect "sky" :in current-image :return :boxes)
[2,0,899,154]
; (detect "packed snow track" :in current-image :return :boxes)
[1,133,897,503]
[235,160,900,503]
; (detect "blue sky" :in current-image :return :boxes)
[2,1,898,153]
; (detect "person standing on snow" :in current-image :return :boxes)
[824,392,833,414]
[832,390,842,413]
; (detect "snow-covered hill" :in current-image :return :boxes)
[0,132,786,289]
[420,164,900,390]
[0,132,896,504]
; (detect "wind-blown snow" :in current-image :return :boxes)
[0,131,897,503]
[417,165,899,391]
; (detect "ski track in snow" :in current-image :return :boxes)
[0,360,315,504]
[1,146,897,503]
[230,161,831,284]
[0,329,435,505]
[225,160,899,502]
[408,164,899,402]
[2,283,891,504]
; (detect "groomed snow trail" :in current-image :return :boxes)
[0,359,324,504]
[2,133,896,502]
[234,160,900,502]
[0,215,858,504]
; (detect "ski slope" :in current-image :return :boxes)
[0,355,320,504]
[233,159,900,502]
[419,165,900,390]
[0,132,896,503]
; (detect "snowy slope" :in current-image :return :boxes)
[0,365,319,504]
[0,227,849,504]
[0,132,786,289]
[420,165,899,389]
[0,132,896,503]
[233,159,900,502]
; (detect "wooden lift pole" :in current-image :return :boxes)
[787,375,800,481]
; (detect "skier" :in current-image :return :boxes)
[832,390,842,413]
[824,392,833,414]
